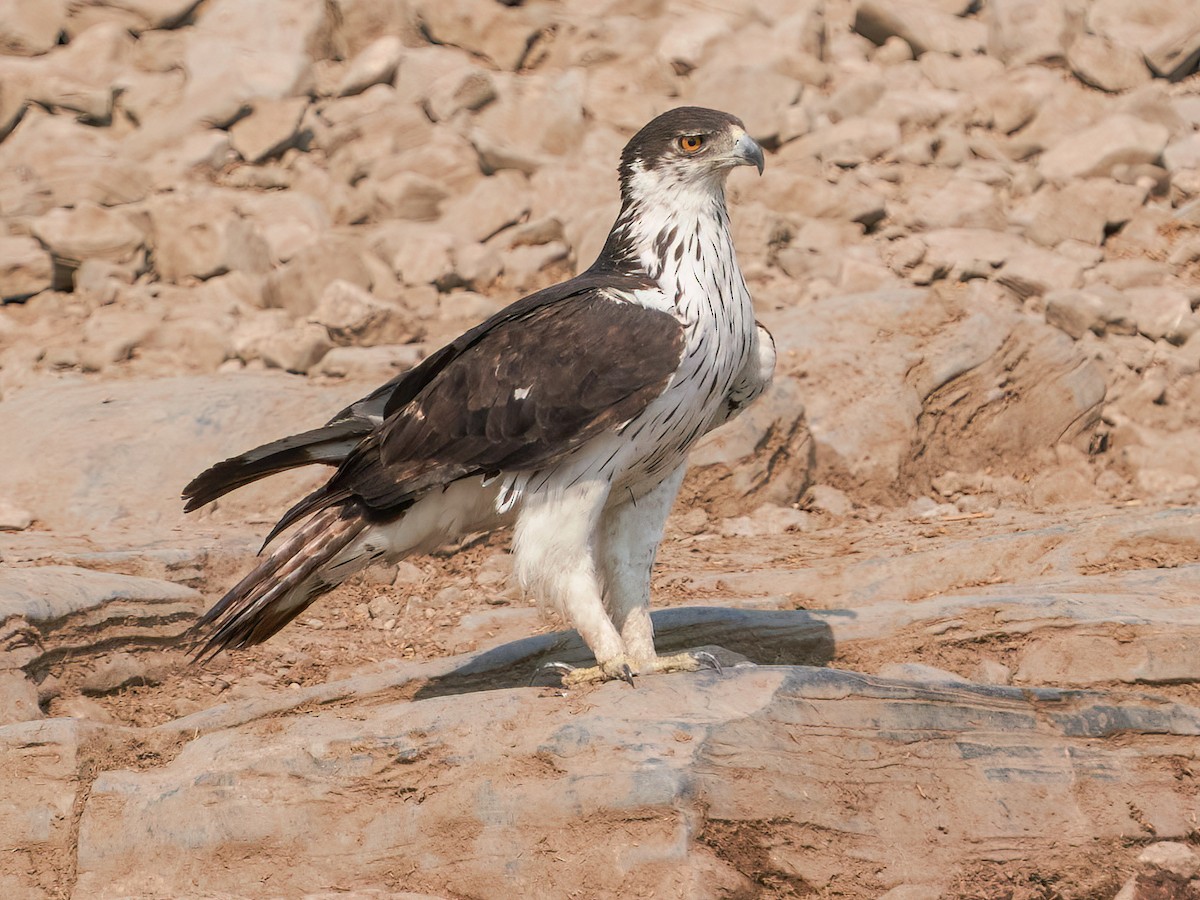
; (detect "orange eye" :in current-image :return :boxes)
[678,134,704,153]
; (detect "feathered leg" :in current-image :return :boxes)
[514,478,634,685]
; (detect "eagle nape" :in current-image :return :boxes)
[183,107,774,694]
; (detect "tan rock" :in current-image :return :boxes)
[0,0,67,55]
[414,0,550,71]
[1068,32,1152,93]
[147,192,272,282]
[986,0,1077,66]
[264,236,373,316]
[1039,114,1170,181]
[440,171,531,243]
[0,498,33,532]
[309,280,420,346]
[228,96,310,164]
[258,322,334,374]
[423,66,498,123]
[365,171,449,222]
[0,236,53,302]
[336,34,404,97]
[30,202,146,266]
[855,0,987,58]
[471,70,587,172]
[1012,179,1148,247]
[801,117,901,167]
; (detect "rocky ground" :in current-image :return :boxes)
[3,0,1200,897]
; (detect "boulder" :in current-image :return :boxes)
[0,237,53,303]
[1038,114,1170,181]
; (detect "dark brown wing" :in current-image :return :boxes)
[182,269,656,512]
[261,290,685,541]
[341,292,685,510]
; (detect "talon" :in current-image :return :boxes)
[692,650,722,674]
[617,663,635,687]
[531,661,575,686]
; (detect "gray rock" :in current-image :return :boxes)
[1039,114,1170,181]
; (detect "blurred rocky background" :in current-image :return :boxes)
[2,0,1200,897]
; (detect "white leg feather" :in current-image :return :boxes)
[599,463,686,670]
[513,477,626,669]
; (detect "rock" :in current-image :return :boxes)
[0,236,53,303]
[69,663,1200,898]
[258,323,334,374]
[854,0,987,58]
[365,171,449,222]
[228,96,310,164]
[0,671,40,725]
[0,499,33,531]
[80,652,174,696]
[314,344,425,380]
[995,245,1084,298]
[471,70,587,172]
[0,377,370,540]
[1011,179,1147,247]
[1139,842,1200,880]
[179,0,329,125]
[1126,287,1196,343]
[414,0,549,71]
[1045,289,1107,340]
[802,117,902,167]
[1164,133,1200,173]
[423,65,498,123]
[0,0,66,55]
[29,202,146,266]
[1039,114,1170,181]
[147,191,272,282]
[1068,32,1152,93]
[336,34,404,97]
[309,279,420,346]
[264,236,373,316]
[805,484,854,517]
[907,177,1005,231]
[439,171,531,243]
[986,0,1076,66]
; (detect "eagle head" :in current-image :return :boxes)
[618,107,765,196]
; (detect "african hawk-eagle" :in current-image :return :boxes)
[184,107,776,685]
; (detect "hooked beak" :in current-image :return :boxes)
[732,131,765,175]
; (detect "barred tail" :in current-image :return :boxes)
[191,502,369,661]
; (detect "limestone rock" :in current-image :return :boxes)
[336,34,404,97]
[147,192,272,282]
[0,0,66,55]
[0,236,53,303]
[309,279,420,346]
[854,0,987,58]
[228,97,310,164]
[258,322,334,374]
[1068,32,1152,93]
[802,117,902,167]
[29,202,146,266]
[0,376,368,539]
[1011,179,1147,247]
[1039,114,1170,181]
[414,0,549,71]
[986,0,1077,66]
[0,499,33,532]
[264,236,373,316]
[439,170,531,243]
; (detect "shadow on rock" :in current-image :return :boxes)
[413,606,837,700]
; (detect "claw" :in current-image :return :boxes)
[691,650,722,674]
[531,661,575,687]
[616,663,635,687]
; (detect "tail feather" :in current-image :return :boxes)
[191,503,368,661]
[182,420,372,513]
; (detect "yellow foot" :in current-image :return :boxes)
[535,650,725,688]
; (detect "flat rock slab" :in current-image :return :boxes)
[72,667,1200,898]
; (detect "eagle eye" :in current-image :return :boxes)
[677,134,705,154]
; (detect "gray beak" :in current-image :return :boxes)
[734,132,765,175]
